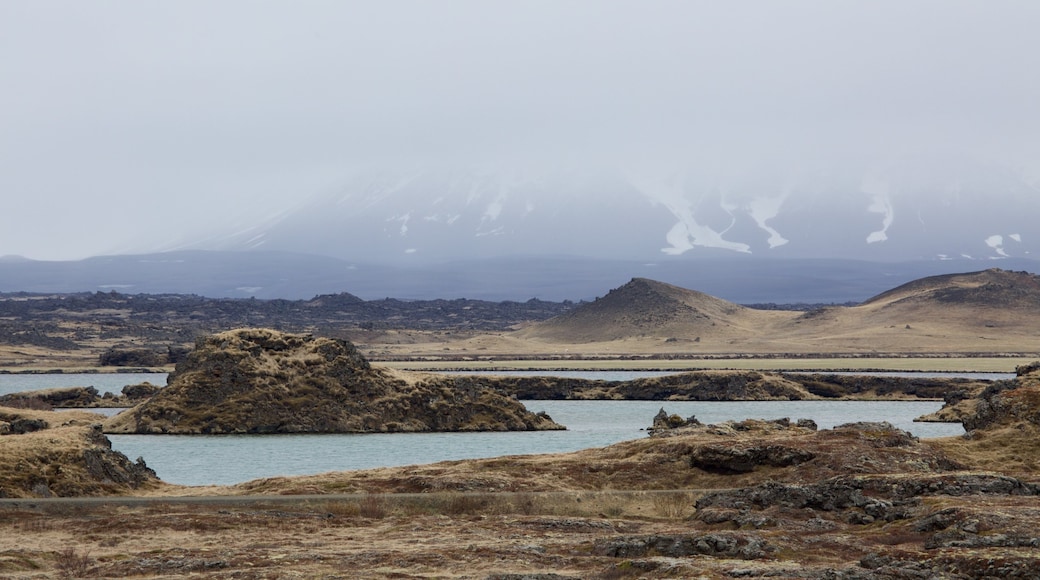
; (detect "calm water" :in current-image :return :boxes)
[3,371,989,487]
[107,399,962,486]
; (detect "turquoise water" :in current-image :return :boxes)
[108,399,961,486]
[3,371,983,487]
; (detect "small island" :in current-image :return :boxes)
[103,328,562,434]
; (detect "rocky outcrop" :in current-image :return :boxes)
[928,362,1040,476]
[961,362,1040,432]
[696,472,1037,526]
[103,328,563,434]
[788,373,995,400]
[119,381,163,400]
[649,408,701,432]
[490,371,983,402]
[0,382,163,409]
[0,408,159,497]
[688,442,817,474]
[593,532,771,560]
[0,386,103,408]
[618,371,815,400]
[492,370,818,401]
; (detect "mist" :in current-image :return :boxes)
[2,1,1039,261]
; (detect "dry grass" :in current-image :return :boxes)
[53,547,92,579]
[930,424,1040,480]
[4,404,1040,577]
[217,420,959,499]
[380,355,1035,373]
[650,490,693,519]
[5,487,1040,579]
[0,407,167,498]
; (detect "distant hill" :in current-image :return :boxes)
[1,249,1038,304]
[776,269,1040,345]
[3,268,1040,363]
[861,268,1040,310]
[519,278,796,343]
[515,269,1040,354]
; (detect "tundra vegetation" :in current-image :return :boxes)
[2,361,1040,577]
[2,269,1039,370]
[2,269,1040,577]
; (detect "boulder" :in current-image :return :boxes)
[121,381,163,400]
[649,407,701,432]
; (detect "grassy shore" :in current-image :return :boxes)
[1,356,1031,376]
[381,356,1034,373]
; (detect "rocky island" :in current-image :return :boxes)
[103,328,562,434]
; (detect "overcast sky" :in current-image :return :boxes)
[2,1,1039,260]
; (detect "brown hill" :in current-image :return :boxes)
[518,277,793,343]
[770,268,1040,353]
[103,328,562,434]
[862,268,1040,309]
[507,269,1040,355]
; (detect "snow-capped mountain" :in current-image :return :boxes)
[193,157,1038,264]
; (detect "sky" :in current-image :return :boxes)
[2,0,1039,261]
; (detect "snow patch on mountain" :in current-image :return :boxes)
[388,213,411,236]
[626,171,751,255]
[985,234,1025,258]
[423,212,461,225]
[476,226,505,238]
[165,158,1040,265]
[483,196,505,221]
[986,235,1007,257]
[746,194,789,248]
[861,177,894,244]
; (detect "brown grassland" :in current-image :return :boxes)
[3,269,1040,578]
[3,375,1040,578]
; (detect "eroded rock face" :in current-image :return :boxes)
[688,443,817,474]
[0,383,164,409]
[0,414,159,498]
[593,532,771,560]
[103,328,563,434]
[961,362,1040,432]
[0,387,101,409]
[649,408,701,432]
[696,472,1039,531]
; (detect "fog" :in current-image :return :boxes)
[2,1,1039,261]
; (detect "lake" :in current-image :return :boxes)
[108,398,963,486]
[2,371,993,487]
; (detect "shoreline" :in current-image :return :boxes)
[1,355,1031,375]
[380,356,1033,373]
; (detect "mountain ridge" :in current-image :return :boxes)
[182,161,1040,264]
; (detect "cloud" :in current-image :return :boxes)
[2,1,1040,259]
